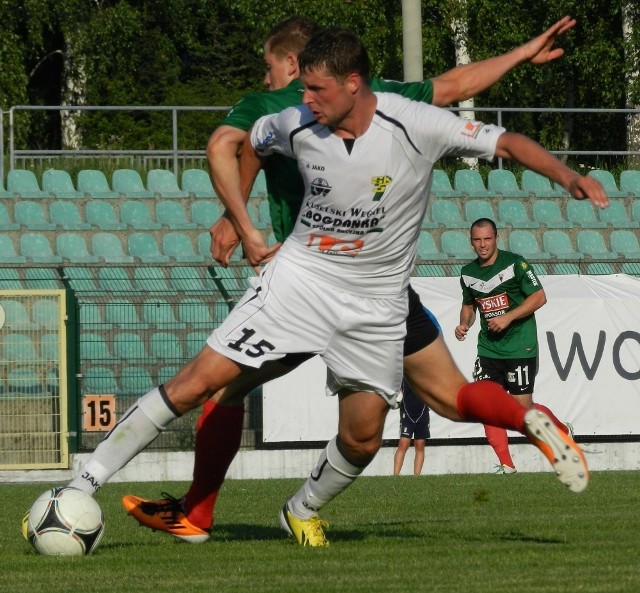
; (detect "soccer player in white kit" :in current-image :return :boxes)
[65,27,607,548]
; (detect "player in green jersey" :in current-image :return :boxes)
[121,15,581,542]
[455,218,571,473]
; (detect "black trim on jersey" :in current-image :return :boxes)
[289,120,317,152]
[375,110,422,155]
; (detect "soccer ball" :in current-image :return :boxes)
[22,487,105,556]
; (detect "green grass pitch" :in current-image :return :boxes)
[3,472,640,593]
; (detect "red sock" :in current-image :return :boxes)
[456,380,527,432]
[183,400,244,530]
[484,425,515,467]
[534,403,569,434]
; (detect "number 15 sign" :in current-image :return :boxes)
[83,395,116,432]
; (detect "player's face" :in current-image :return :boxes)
[263,45,296,91]
[470,224,499,265]
[301,68,354,129]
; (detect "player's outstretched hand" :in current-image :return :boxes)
[522,16,576,65]
[567,175,609,209]
[210,215,240,267]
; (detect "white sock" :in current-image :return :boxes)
[68,386,179,494]
[288,436,365,519]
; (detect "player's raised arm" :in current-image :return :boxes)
[431,16,575,106]
[494,131,609,208]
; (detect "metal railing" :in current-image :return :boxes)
[5,105,640,178]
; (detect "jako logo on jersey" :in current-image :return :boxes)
[310,177,332,196]
[371,175,392,201]
[460,121,483,138]
[307,233,364,257]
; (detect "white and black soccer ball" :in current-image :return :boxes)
[22,487,105,556]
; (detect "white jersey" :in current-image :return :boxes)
[251,92,504,297]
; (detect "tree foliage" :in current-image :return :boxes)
[0,0,637,166]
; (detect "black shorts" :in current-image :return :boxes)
[399,404,431,440]
[473,356,537,395]
[403,284,441,357]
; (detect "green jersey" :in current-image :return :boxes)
[220,78,434,241]
[460,250,543,359]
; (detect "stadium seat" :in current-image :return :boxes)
[134,267,177,295]
[586,262,616,275]
[85,201,126,230]
[156,200,197,230]
[32,299,59,327]
[120,201,161,230]
[532,200,572,228]
[597,201,638,228]
[412,263,446,277]
[92,232,134,263]
[197,232,213,259]
[250,170,268,198]
[0,177,14,198]
[453,170,495,198]
[0,236,26,263]
[190,201,222,228]
[430,169,462,198]
[621,262,640,276]
[551,262,581,275]
[14,201,55,230]
[619,170,640,197]
[520,170,563,198]
[49,201,91,230]
[105,299,148,329]
[0,203,19,230]
[632,200,640,225]
[576,230,618,259]
[181,168,216,199]
[156,365,181,386]
[463,200,497,225]
[487,169,529,198]
[258,200,272,227]
[430,199,467,228]
[209,265,242,292]
[24,268,61,289]
[112,169,155,199]
[0,299,38,330]
[150,331,184,362]
[246,199,266,230]
[508,230,551,260]
[77,169,120,199]
[610,229,640,259]
[56,233,99,263]
[416,232,448,260]
[0,269,24,289]
[146,169,189,199]
[113,332,148,361]
[440,230,475,259]
[7,367,44,394]
[63,267,102,296]
[41,169,84,199]
[162,232,205,263]
[566,200,608,228]
[587,169,626,199]
[2,333,38,364]
[169,266,217,294]
[184,331,209,358]
[178,299,216,329]
[119,366,154,396]
[79,302,112,331]
[498,199,539,228]
[98,267,136,294]
[19,233,63,263]
[83,366,118,395]
[143,299,186,330]
[40,331,59,360]
[128,232,170,263]
[6,169,50,198]
[542,230,582,260]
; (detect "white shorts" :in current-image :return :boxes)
[207,257,407,403]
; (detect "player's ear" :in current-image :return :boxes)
[286,52,298,76]
[345,72,361,95]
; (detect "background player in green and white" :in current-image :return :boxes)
[121,15,582,544]
[455,218,572,473]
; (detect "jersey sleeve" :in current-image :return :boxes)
[515,256,544,296]
[250,106,302,158]
[374,78,434,104]
[460,274,475,305]
[220,93,268,131]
